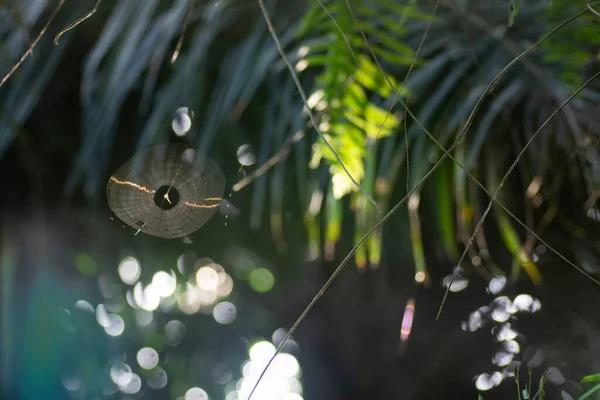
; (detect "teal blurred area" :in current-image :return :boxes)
[19,269,75,399]
[0,214,109,400]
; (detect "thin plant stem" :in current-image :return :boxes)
[54,0,102,45]
[0,0,65,89]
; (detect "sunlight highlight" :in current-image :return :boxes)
[118,256,141,285]
[172,107,193,136]
[228,340,303,400]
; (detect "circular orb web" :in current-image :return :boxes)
[107,144,225,238]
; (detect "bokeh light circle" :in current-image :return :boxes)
[137,347,159,369]
[236,144,256,166]
[248,268,274,293]
[172,107,193,136]
[185,387,209,400]
[146,367,168,389]
[110,363,132,386]
[119,257,141,285]
[165,320,187,346]
[197,266,220,291]
[213,301,237,325]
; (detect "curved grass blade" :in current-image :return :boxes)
[364,140,381,269]
[408,190,428,284]
[466,78,526,169]
[325,185,343,262]
[436,159,458,262]
[487,149,542,284]
[250,84,276,230]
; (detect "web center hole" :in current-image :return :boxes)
[154,186,180,210]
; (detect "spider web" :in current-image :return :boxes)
[106,143,225,238]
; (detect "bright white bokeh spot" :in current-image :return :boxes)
[503,339,520,354]
[197,267,219,291]
[297,46,309,58]
[134,282,161,312]
[530,298,542,312]
[443,274,468,292]
[490,372,504,386]
[271,353,301,378]
[491,297,515,322]
[120,372,141,394]
[491,308,511,323]
[110,363,132,386]
[225,392,237,400]
[493,351,513,367]
[217,274,234,297]
[488,276,506,294]
[249,341,276,363]
[241,359,253,378]
[475,373,495,391]
[284,394,303,400]
[287,379,303,395]
[126,290,138,309]
[152,270,177,297]
[236,144,256,166]
[75,300,94,313]
[104,313,125,336]
[513,294,534,311]
[185,387,209,400]
[414,271,426,283]
[172,107,193,136]
[233,340,303,400]
[119,257,141,285]
[178,284,201,314]
[96,304,111,327]
[137,347,159,369]
[306,89,324,109]
[495,323,518,341]
[295,60,308,73]
[408,192,420,210]
[466,311,483,331]
[143,284,161,311]
[213,301,237,325]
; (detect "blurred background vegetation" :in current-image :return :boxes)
[1,0,600,399]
